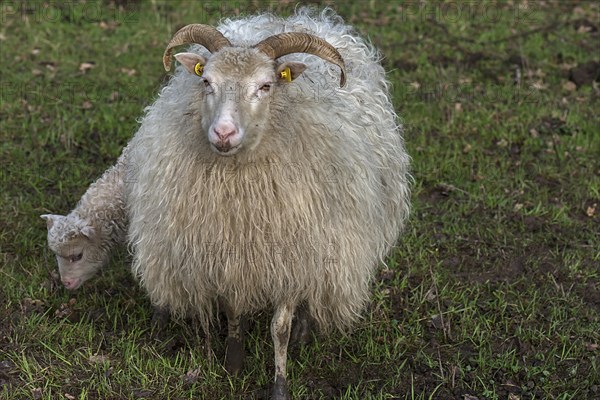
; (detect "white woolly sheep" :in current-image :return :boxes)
[41,146,128,290]
[126,8,410,399]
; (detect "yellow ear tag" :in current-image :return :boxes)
[194,63,203,76]
[280,67,292,82]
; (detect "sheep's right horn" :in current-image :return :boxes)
[255,33,347,87]
[163,24,232,71]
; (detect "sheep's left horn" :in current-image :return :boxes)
[163,24,232,71]
[254,33,346,87]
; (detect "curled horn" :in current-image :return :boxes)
[254,33,347,87]
[163,24,232,71]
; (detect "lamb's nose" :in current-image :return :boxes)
[62,277,81,290]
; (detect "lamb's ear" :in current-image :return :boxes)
[174,52,206,76]
[40,214,61,230]
[80,225,96,240]
[276,62,307,83]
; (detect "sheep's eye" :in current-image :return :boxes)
[259,83,271,92]
[69,253,83,263]
[202,78,215,94]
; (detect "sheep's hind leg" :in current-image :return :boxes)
[290,304,314,346]
[271,302,295,400]
[223,302,246,375]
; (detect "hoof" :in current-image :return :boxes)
[271,375,290,400]
[225,336,245,375]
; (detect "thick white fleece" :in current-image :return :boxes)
[126,8,411,332]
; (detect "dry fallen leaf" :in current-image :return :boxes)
[120,67,136,76]
[529,128,539,138]
[577,25,593,34]
[64,394,76,400]
[425,288,437,301]
[82,100,93,110]
[462,143,472,153]
[430,314,445,330]
[496,138,508,148]
[79,62,96,73]
[32,388,43,400]
[89,354,110,364]
[378,268,395,281]
[99,20,119,31]
[560,62,579,71]
[55,298,78,319]
[573,6,586,17]
[183,367,203,384]
[22,298,45,312]
[531,81,547,90]
[586,203,597,218]
[563,81,577,92]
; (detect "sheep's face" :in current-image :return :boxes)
[175,48,306,156]
[41,214,104,290]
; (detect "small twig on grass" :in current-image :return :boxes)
[487,20,566,44]
[429,264,450,341]
[437,346,445,380]
[438,183,471,197]
[406,17,567,62]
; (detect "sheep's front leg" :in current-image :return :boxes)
[150,305,170,333]
[223,302,246,375]
[271,302,295,400]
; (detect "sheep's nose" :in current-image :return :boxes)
[214,123,237,141]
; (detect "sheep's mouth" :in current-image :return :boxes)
[212,143,241,156]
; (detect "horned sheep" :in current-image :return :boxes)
[126,8,411,399]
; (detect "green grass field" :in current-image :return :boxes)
[1,1,598,399]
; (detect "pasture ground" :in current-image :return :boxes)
[1,1,598,399]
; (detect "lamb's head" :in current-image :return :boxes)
[163,24,346,156]
[41,214,104,290]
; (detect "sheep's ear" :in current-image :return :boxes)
[40,214,61,230]
[80,225,96,240]
[174,52,206,76]
[276,62,307,83]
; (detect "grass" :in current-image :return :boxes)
[1,0,599,399]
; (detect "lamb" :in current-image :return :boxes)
[41,146,128,290]
[125,8,410,399]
